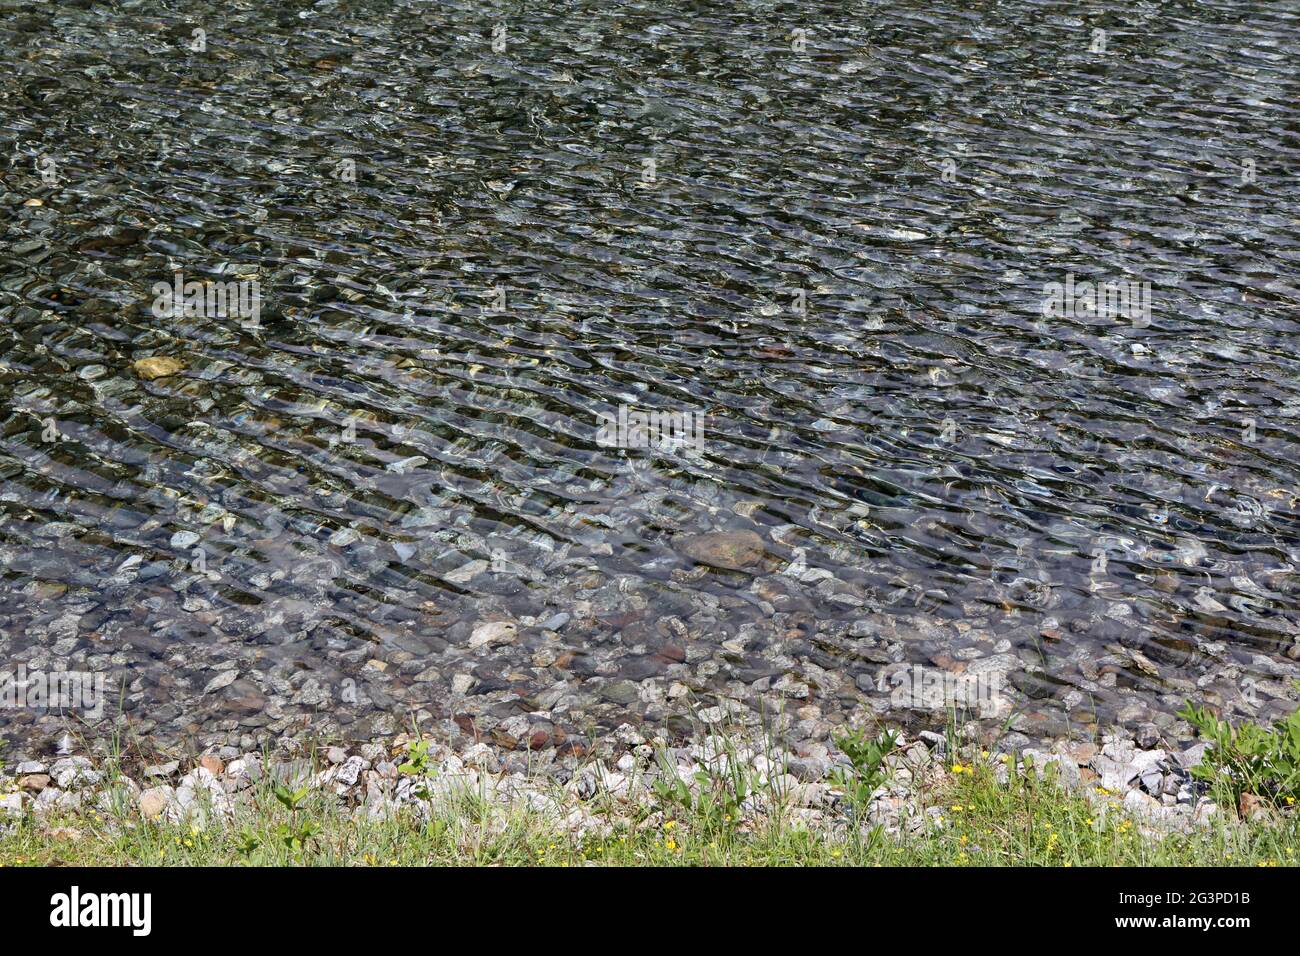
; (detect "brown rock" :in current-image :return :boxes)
[556,739,587,759]
[133,356,187,380]
[138,787,172,820]
[220,679,266,716]
[1057,741,1099,765]
[1239,792,1277,822]
[676,530,766,571]
[491,729,520,750]
[657,643,686,663]
[929,652,966,673]
[452,714,478,738]
[198,754,224,776]
[18,774,51,792]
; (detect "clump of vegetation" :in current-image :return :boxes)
[829,726,898,810]
[1179,697,1300,810]
[651,736,762,834]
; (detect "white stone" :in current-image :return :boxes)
[451,673,475,694]
[0,792,25,817]
[170,531,201,549]
[445,560,488,584]
[203,670,239,694]
[335,756,366,787]
[469,620,517,648]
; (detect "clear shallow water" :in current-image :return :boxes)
[1,0,1299,758]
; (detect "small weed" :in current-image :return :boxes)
[397,738,438,799]
[271,782,319,853]
[234,827,262,860]
[398,739,433,777]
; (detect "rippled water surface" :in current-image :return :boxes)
[2,0,1299,758]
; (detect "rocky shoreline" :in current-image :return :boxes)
[1,720,1243,839]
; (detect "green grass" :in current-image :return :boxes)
[2,751,1295,867]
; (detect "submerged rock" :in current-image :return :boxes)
[469,620,518,648]
[676,530,766,571]
[133,356,187,379]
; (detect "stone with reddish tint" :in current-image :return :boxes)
[1239,792,1276,822]
[198,754,224,776]
[452,714,478,736]
[556,739,587,759]
[491,728,519,750]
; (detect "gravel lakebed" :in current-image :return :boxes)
[4,528,1299,841]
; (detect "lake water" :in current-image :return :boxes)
[2,0,1299,760]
